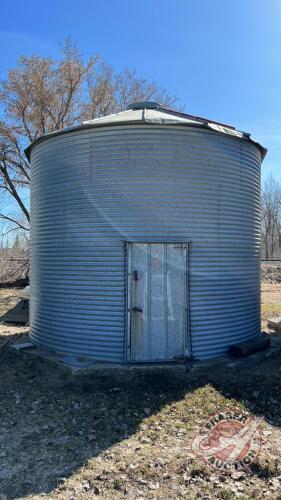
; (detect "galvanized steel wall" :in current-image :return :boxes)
[30,125,261,361]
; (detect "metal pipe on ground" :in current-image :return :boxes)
[229,334,270,357]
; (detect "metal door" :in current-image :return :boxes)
[126,242,189,362]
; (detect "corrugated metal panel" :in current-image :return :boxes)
[30,125,262,361]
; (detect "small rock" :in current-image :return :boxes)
[270,477,280,487]
[231,471,246,480]
[163,473,171,479]
[140,437,151,444]
[148,482,159,490]
[263,430,272,437]
[81,480,91,491]
[237,485,245,492]
[93,485,100,495]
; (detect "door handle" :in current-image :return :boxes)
[132,307,143,313]
[133,270,139,281]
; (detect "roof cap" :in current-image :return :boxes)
[24,103,267,162]
[126,101,161,110]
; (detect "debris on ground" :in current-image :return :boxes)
[0,284,280,498]
[0,337,280,499]
[262,262,281,284]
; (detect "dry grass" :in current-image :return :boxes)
[0,345,280,499]
[262,303,281,315]
[0,285,280,498]
[0,288,23,316]
[261,283,281,329]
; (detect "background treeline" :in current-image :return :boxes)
[0,233,29,287]
[0,39,177,286]
[261,174,281,259]
[0,39,279,286]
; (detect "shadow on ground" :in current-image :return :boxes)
[1,332,281,498]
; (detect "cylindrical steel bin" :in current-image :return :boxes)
[26,103,266,361]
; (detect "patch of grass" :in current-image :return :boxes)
[1,285,281,498]
[138,462,160,479]
[190,461,210,478]
[0,288,22,315]
[219,489,237,500]
[261,303,281,315]
[112,478,124,491]
[252,456,280,479]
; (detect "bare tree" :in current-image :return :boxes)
[0,230,29,287]
[0,39,178,233]
[261,174,281,259]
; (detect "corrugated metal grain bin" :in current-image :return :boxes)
[25,102,266,362]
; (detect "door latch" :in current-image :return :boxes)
[132,306,143,313]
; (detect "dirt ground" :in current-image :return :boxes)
[0,271,281,499]
[261,283,281,329]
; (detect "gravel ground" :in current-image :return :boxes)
[0,285,281,499]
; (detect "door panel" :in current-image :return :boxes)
[130,243,149,361]
[150,244,166,359]
[166,244,186,359]
[128,242,188,362]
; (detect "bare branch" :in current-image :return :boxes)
[0,214,29,231]
[0,163,30,223]
[261,174,281,258]
[0,38,179,236]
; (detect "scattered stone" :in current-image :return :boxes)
[163,472,171,479]
[148,482,159,490]
[138,479,148,485]
[139,437,151,444]
[231,471,246,480]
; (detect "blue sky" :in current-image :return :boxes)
[0,0,280,180]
